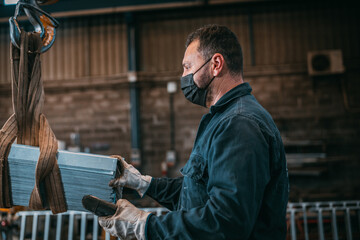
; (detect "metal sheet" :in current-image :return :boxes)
[8,144,118,211]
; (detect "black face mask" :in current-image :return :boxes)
[180,57,215,107]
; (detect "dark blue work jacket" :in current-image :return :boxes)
[145,82,289,240]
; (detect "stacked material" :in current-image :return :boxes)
[8,144,118,212]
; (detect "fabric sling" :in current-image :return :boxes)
[0,31,67,213]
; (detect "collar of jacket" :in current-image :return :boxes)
[209,82,252,114]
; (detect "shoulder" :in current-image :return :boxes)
[211,113,264,145]
[212,99,276,142]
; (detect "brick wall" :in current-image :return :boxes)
[0,83,132,159]
[248,70,360,201]
[45,86,132,157]
[0,89,12,123]
[139,81,207,176]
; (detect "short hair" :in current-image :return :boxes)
[185,24,243,77]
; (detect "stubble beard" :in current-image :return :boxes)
[198,70,214,105]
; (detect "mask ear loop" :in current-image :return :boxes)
[204,76,216,89]
[193,56,216,89]
[193,56,213,75]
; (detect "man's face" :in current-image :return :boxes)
[182,40,211,88]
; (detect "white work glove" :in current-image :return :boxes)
[110,156,152,197]
[99,199,152,240]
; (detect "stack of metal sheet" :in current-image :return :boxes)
[8,144,118,212]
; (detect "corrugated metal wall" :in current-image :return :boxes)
[42,14,128,81]
[0,3,359,84]
[0,14,128,84]
[137,3,359,72]
[138,8,251,73]
[0,26,10,84]
[252,4,360,66]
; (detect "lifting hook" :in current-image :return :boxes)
[9,0,59,53]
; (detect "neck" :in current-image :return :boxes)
[206,74,244,108]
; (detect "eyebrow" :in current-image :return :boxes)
[182,61,191,68]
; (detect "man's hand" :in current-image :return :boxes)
[99,199,151,240]
[110,156,152,197]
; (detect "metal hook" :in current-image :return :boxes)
[9,0,59,53]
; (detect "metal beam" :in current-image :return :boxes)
[126,12,142,167]
[0,0,202,20]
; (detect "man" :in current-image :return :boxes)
[99,24,289,240]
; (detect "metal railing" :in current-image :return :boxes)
[7,201,360,240]
[287,201,360,240]
[15,208,169,240]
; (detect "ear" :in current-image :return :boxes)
[211,53,225,77]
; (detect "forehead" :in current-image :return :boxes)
[183,40,203,63]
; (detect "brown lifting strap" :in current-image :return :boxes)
[0,31,67,214]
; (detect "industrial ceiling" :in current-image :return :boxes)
[0,0,283,20]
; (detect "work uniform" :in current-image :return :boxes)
[145,82,289,240]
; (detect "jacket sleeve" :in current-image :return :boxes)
[146,116,271,239]
[145,177,183,211]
